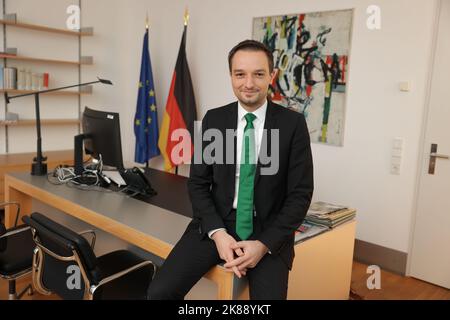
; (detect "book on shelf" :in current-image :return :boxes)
[17,68,24,90]
[10,68,50,91]
[2,67,17,90]
[43,72,49,89]
[31,72,39,90]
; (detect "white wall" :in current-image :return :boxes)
[2,0,438,255]
[81,0,437,254]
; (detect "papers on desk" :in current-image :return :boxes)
[295,221,328,243]
[305,201,356,229]
[103,170,126,187]
[307,201,347,216]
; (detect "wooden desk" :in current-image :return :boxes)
[238,219,356,299]
[0,150,75,202]
[4,169,356,300]
[4,170,235,299]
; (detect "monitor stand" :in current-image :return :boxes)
[74,134,92,176]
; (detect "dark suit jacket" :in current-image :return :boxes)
[187,101,314,269]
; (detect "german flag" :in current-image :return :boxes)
[158,25,197,172]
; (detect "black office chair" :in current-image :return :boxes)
[23,212,156,300]
[0,202,35,300]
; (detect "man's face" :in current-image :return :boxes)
[230,50,275,110]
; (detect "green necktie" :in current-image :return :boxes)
[236,113,257,240]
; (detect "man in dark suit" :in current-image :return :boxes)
[147,40,313,300]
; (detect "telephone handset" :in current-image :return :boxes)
[119,167,157,197]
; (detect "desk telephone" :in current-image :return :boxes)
[119,167,157,197]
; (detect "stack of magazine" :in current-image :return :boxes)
[295,221,328,243]
[305,201,356,229]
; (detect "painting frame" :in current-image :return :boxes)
[252,9,354,147]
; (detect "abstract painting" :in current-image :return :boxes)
[253,9,353,146]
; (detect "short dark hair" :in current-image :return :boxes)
[228,40,274,73]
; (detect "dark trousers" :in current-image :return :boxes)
[147,219,289,300]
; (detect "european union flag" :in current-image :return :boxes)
[134,28,160,164]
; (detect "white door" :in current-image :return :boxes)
[410,0,450,289]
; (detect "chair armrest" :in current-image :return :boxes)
[78,230,96,249]
[90,260,155,295]
[0,226,30,239]
[0,202,20,227]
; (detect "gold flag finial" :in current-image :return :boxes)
[184,7,189,26]
[146,12,149,29]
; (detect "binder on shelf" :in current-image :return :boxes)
[25,69,32,90]
[17,68,25,90]
[3,13,17,23]
[3,67,17,90]
[31,73,39,90]
[43,73,49,89]
[0,67,3,89]
[0,48,17,56]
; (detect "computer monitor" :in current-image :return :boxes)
[74,107,124,174]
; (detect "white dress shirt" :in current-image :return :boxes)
[208,101,267,239]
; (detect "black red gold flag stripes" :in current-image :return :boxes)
[158,25,197,172]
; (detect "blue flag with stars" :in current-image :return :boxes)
[134,28,160,163]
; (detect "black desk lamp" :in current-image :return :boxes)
[4,77,113,176]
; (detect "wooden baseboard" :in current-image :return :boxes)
[354,239,407,275]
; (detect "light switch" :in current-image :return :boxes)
[391,138,404,175]
[392,149,402,157]
[390,163,401,175]
[399,81,411,92]
[391,156,402,165]
[393,137,404,149]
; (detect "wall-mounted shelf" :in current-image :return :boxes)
[1,11,94,154]
[0,14,93,37]
[0,119,80,127]
[0,54,93,66]
[0,89,92,96]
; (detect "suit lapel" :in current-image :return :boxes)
[226,103,238,196]
[254,101,277,186]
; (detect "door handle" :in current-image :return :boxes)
[430,153,449,159]
[428,143,449,174]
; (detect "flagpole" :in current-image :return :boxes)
[145,12,150,169]
[135,11,160,169]
[174,8,189,176]
[184,7,189,26]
